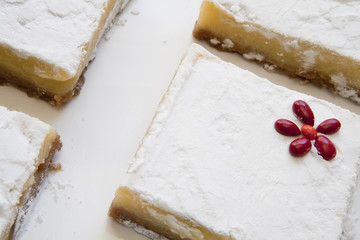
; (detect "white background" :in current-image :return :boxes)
[0,0,359,239]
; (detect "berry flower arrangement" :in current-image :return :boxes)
[275,100,341,160]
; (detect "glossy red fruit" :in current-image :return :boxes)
[301,124,317,140]
[314,135,336,160]
[289,137,312,157]
[292,100,315,126]
[275,119,301,136]
[316,118,341,134]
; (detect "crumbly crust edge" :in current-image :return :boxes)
[0,64,86,106]
[108,204,180,240]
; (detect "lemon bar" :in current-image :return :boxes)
[193,0,360,103]
[0,106,61,239]
[108,44,360,240]
[0,0,130,105]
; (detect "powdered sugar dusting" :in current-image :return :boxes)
[221,38,234,48]
[214,0,360,61]
[122,221,169,240]
[243,52,265,62]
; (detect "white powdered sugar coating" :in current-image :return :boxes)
[0,0,129,80]
[331,73,360,103]
[122,221,168,240]
[122,44,360,240]
[0,106,51,239]
[212,0,360,61]
[242,52,264,62]
[221,38,234,48]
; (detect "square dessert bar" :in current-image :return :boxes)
[193,0,360,103]
[0,0,130,106]
[109,44,360,240]
[0,106,61,239]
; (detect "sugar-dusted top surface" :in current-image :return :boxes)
[211,0,360,61]
[0,0,109,79]
[0,106,51,238]
[122,44,360,240]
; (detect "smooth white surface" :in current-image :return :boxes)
[0,0,359,239]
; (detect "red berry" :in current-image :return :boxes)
[289,137,312,157]
[316,118,341,135]
[275,119,301,136]
[292,100,315,126]
[314,135,336,160]
[301,124,317,140]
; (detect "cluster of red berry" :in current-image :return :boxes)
[274,100,341,160]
